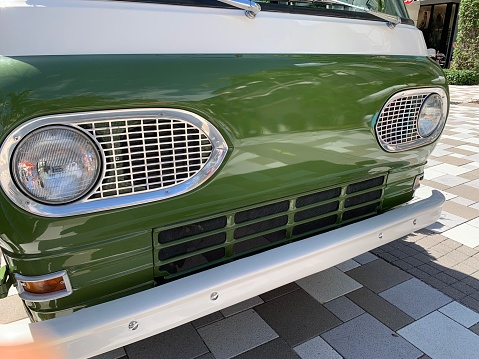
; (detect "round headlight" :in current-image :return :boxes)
[12,126,101,204]
[417,93,444,137]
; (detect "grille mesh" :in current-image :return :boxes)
[78,118,213,200]
[154,175,386,280]
[376,94,428,146]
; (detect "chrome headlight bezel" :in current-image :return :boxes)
[375,88,448,152]
[11,125,103,205]
[0,109,228,217]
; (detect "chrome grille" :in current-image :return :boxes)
[376,93,427,145]
[375,88,447,153]
[78,118,213,199]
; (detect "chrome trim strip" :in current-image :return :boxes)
[0,109,228,217]
[375,87,448,152]
[0,191,445,358]
[15,270,73,302]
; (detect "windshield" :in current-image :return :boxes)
[256,0,410,19]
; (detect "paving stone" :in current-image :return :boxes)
[469,322,479,335]
[322,313,422,359]
[421,276,448,290]
[196,354,215,359]
[125,323,208,359]
[323,296,365,323]
[232,338,299,359]
[444,267,470,280]
[406,267,431,280]
[353,252,377,264]
[335,259,360,272]
[255,289,341,346]
[443,223,479,247]
[435,271,458,285]
[392,260,414,271]
[377,252,399,263]
[192,311,225,329]
[451,281,477,296]
[347,259,412,293]
[388,249,410,260]
[221,297,264,317]
[346,287,414,331]
[379,278,452,320]
[412,253,435,264]
[259,283,300,302]
[0,295,28,324]
[439,301,479,327]
[456,245,479,256]
[90,348,127,359]
[460,276,479,290]
[403,256,427,268]
[439,285,468,301]
[443,199,479,219]
[197,310,278,359]
[427,211,468,233]
[398,311,479,359]
[447,185,479,203]
[460,296,479,314]
[293,337,342,359]
[296,267,362,304]
[418,263,442,276]
[429,243,455,256]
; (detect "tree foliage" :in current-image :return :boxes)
[451,0,479,71]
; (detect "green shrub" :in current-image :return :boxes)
[444,69,479,85]
[451,0,479,71]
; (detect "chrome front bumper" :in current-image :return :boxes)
[0,190,445,359]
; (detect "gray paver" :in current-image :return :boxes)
[293,337,342,359]
[347,259,412,293]
[322,313,423,359]
[353,252,377,264]
[398,311,479,359]
[346,287,414,331]
[439,301,479,328]
[89,348,126,359]
[296,267,362,304]
[255,289,341,346]
[335,259,360,272]
[323,296,364,322]
[221,296,264,317]
[125,323,208,359]
[380,278,452,319]
[197,310,278,359]
[232,338,300,359]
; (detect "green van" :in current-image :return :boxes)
[0,0,446,357]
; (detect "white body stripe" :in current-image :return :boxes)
[1,0,428,56]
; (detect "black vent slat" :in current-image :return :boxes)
[296,188,341,208]
[343,203,379,221]
[234,216,289,239]
[232,230,286,255]
[344,189,382,208]
[159,248,225,274]
[292,215,337,236]
[158,217,227,243]
[294,202,339,222]
[346,177,385,194]
[158,233,226,261]
[235,201,289,224]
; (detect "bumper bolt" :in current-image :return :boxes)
[128,321,139,331]
[210,292,219,301]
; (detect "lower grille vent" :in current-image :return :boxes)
[154,175,386,280]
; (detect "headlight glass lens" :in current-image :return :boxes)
[417,93,443,137]
[12,126,101,204]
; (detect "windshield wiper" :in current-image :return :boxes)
[217,0,261,18]
[312,0,401,28]
[216,0,401,28]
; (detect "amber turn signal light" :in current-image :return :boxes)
[20,276,66,295]
[15,270,72,301]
